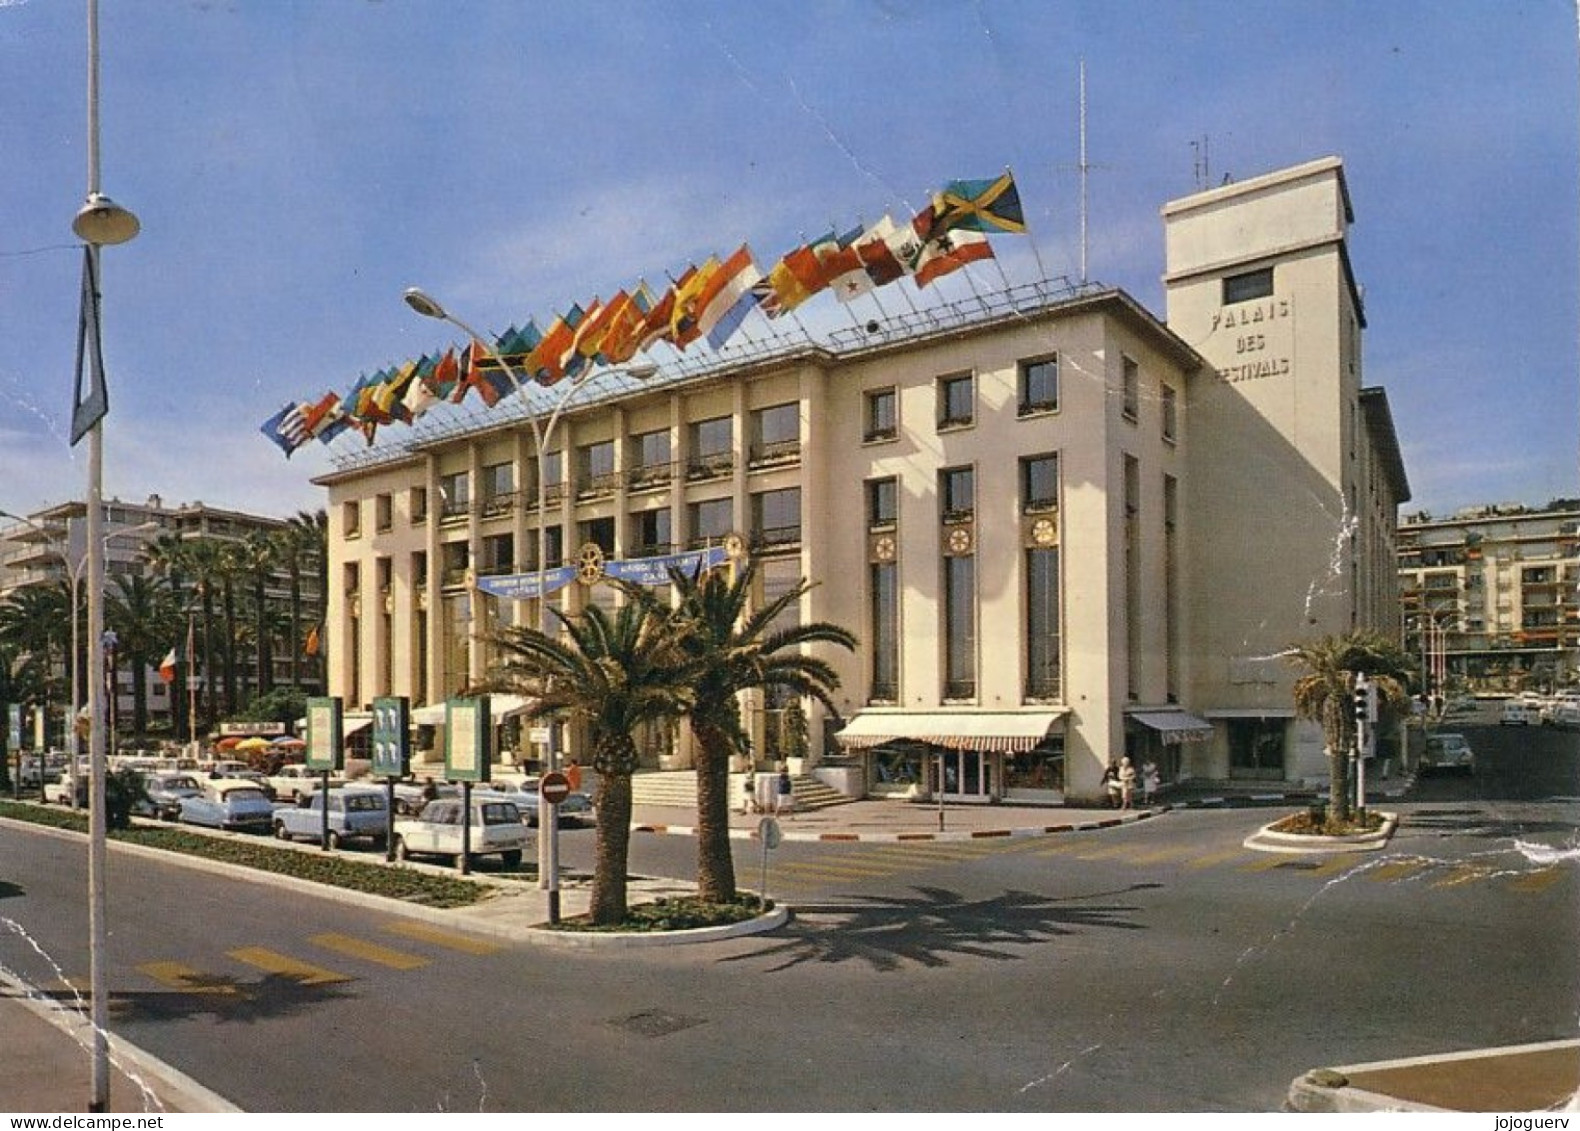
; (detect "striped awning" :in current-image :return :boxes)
[411,694,535,727]
[836,711,1066,753]
[1128,710,1214,745]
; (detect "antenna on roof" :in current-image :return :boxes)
[1078,58,1089,284]
[1191,136,1211,192]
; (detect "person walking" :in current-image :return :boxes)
[775,764,793,816]
[1141,758,1160,806]
[1102,761,1121,808]
[564,758,583,793]
[741,770,757,814]
[1118,756,1137,810]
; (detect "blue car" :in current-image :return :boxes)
[178,780,275,832]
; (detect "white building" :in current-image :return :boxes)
[315,155,1409,803]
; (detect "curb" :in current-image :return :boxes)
[1285,1038,1580,1113]
[518,904,791,949]
[1243,811,1400,854]
[632,806,1164,843]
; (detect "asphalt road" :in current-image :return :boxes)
[1,720,1575,1111]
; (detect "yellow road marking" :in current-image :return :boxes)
[779,860,898,877]
[381,921,501,955]
[228,947,350,985]
[310,933,431,971]
[1365,860,1429,883]
[1073,844,1142,861]
[1509,867,1567,893]
[1186,848,1250,870]
[136,961,242,996]
[1430,864,1492,889]
[1126,845,1198,864]
[1237,854,1293,873]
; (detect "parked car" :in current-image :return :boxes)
[391,796,526,866]
[177,780,275,832]
[392,778,459,815]
[132,772,205,820]
[477,782,596,828]
[266,764,343,803]
[43,772,88,806]
[1422,732,1476,773]
[1550,702,1580,730]
[1500,700,1540,726]
[273,787,389,849]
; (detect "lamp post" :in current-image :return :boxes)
[403,287,654,922]
[74,0,138,1111]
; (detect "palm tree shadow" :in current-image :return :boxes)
[722,882,1162,973]
[39,971,360,1026]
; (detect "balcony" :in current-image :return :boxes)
[752,525,801,552]
[748,439,801,469]
[576,470,622,501]
[626,462,675,492]
[627,541,674,560]
[480,491,517,518]
[686,453,734,481]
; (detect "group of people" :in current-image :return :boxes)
[1101,756,1160,809]
[741,765,795,816]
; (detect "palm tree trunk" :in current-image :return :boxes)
[1324,699,1352,823]
[589,768,634,925]
[692,720,737,903]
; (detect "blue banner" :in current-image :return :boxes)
[473,546,728,601]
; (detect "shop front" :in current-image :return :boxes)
[836,711,1067,804]
[1123,708,1214,788]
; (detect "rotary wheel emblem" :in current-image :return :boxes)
[575,542,606,585]
[1032,517,1056,546]
[947,527,972,554]
[723,531,748,560]
[873,535,896,562]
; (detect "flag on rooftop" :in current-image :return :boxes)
[921,171,1026,238]
[913,227,995,287]
[260,402,312,456]
[695,245,763,340]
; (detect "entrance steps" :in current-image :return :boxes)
[631,769,854,811]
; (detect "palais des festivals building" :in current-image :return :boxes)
[313,156,1409,805]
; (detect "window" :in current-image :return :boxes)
[440,542,469,587]
[411,487,428,524]
[864,388,897,442]
[482,462,513,501]
[1223,267,1273,304]
[480,533,513,576]
[689,498,733,547]
[411,551,428,588]
[579,516,615,554]
[1123,455,1141,700]
[751,488,801,549]
[1021,455,1058,513]
[375,494,392,532]
[870,561,898,701]
[630,508,671,557]
[1025,547,1060,699]
[577,440,617,497]
[943,555,976,699]
[1018,356,1058,415]
[937,373,974,428]
[940,466,974,522]
[629,430,672,489]
[439,471,469,518]
[688,416,734,478]
[343,500,361,537]
[1122,356,1139,421]
[867,477,898,528]
[1161,384,1177,442]
[750,403,800,464]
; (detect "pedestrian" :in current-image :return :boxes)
[565,758,583,793]
[1118,756,1137,810]
[742,770,756,814]
[1102,761,1121,808]
[1141,758,1160,806]
[775,764,793,816]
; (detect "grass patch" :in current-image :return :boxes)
[552,893,772,933]
[1270,809,1386,837]
[0,799,490,908]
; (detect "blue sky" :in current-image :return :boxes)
[1,0,1575,521]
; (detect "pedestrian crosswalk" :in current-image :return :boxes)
[759,834,1575,899]
[127,919,502,1000]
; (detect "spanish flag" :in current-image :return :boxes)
[304,625,321,658]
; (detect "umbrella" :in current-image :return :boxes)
[235,737,271,752]
[270,736,305,749]
[215,736,243,751]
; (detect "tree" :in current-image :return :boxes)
[105,573,180,745]
[643,562,855,904]
[0,582,72,744]
[1288,630,1412,824]
[285,510,328,690]
[238,531,279,703]
[486,600,694,925]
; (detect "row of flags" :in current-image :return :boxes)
[157,623,321,683]
[262,172,1027,458]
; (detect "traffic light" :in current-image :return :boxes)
[1353,674,1371,725]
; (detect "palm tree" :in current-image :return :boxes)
[271,516,317,691]
[238,531,279,703]
[486,601,694,925]
[180,538,225,731]
[0,582,72,743]
[646,562,856,903]
[1288,630,1412,824]
[142,533,193,736]
[290,510,328,689]
[105,573,180,744]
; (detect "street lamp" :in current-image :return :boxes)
[404,286,655,921]
[75,0,138,1109]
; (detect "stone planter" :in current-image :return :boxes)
[1244,811,1399,853]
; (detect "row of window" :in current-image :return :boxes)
[866,455,1059,530]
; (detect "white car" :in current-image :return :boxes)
[1422,732,1476,773]
[476,782,597,828]
[392,797,527,866]
[1500,701,1539,726]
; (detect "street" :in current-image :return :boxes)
[1,717,1575,1111]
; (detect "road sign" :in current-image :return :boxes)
[539,771,571,805]
[758,816,782,849]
